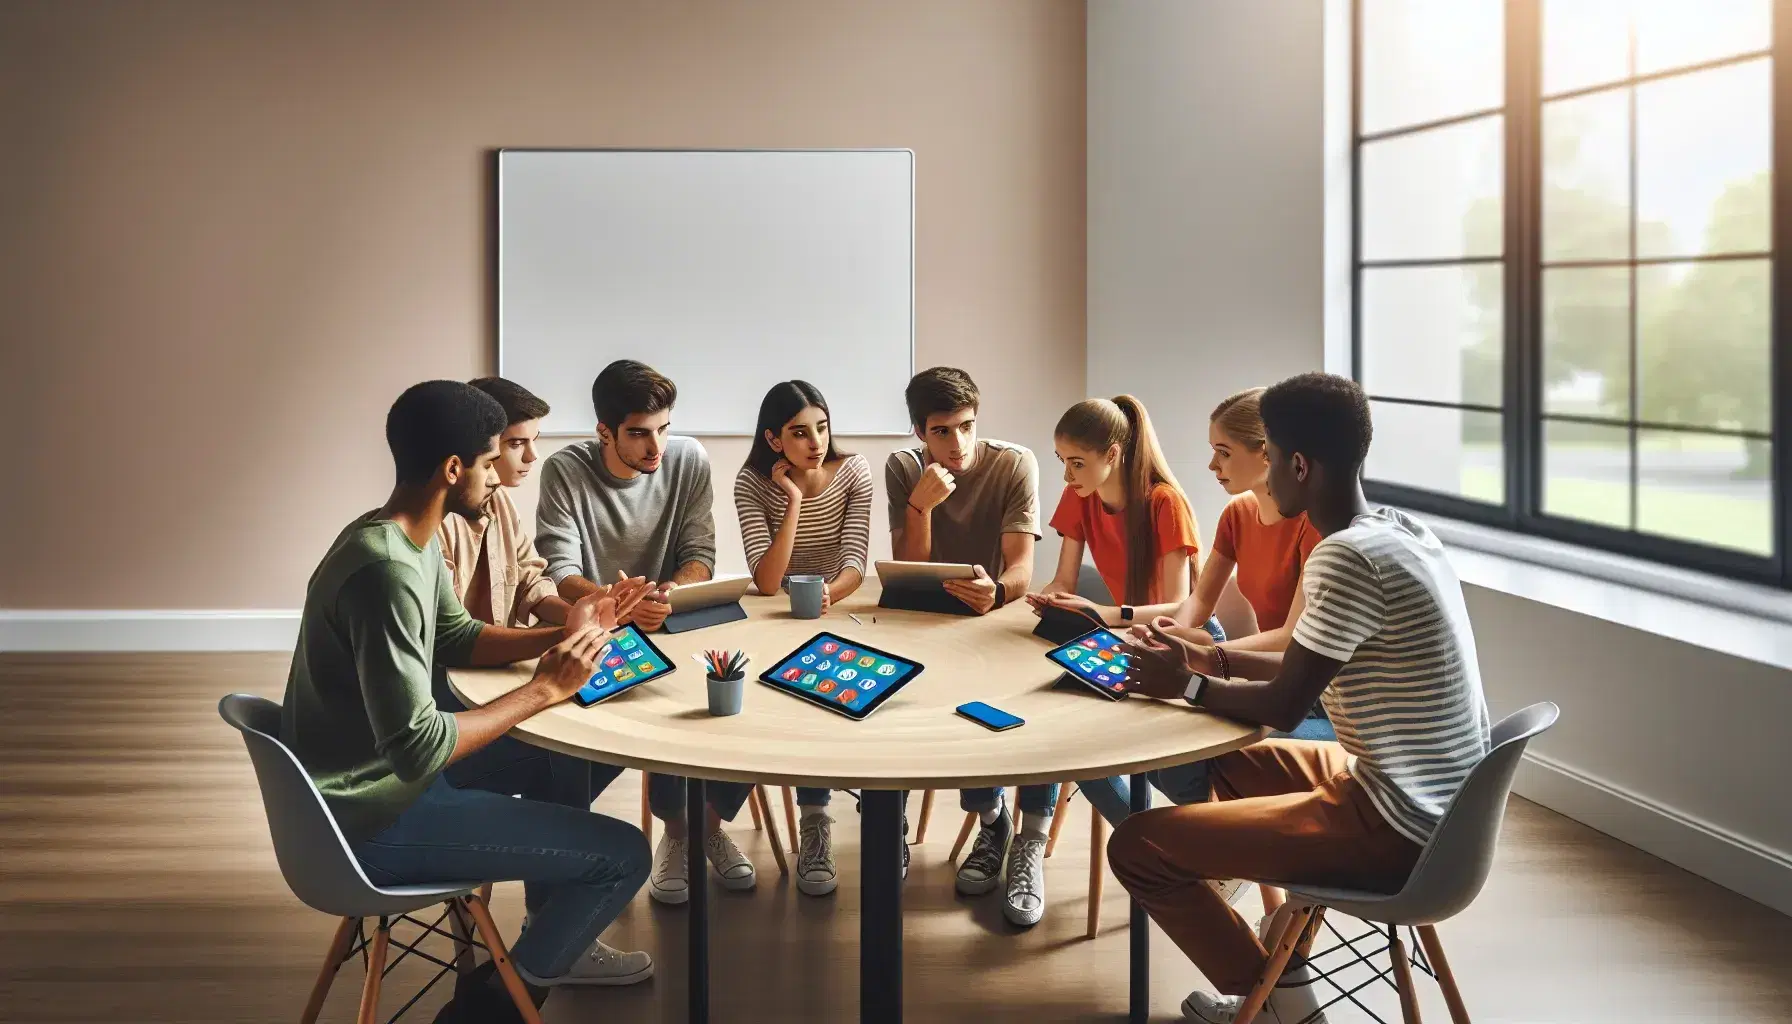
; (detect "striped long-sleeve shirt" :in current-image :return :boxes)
[1291,508,1491,845]
[734,455,873,583]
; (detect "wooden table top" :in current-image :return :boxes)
[449,581,1265,790]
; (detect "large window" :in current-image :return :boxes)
[1352,0,1791,586]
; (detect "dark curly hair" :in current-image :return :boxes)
[1259,372,1373,474]
[386,381,507,485]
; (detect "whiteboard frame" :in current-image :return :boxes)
[496,147,918,438]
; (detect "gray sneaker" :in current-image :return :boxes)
[516,940,654,988]
[796,814,838,896]
[1002,834,1048,926]
[955,805,1013,896]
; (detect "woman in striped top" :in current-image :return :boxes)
[733,380,873,897]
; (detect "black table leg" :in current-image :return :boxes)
[687,777,708,1024]
[1129,773,1151,1024]
[860,788,904,1024]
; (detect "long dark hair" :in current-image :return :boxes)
[745,380,848,477]
[1054,395,1187,604]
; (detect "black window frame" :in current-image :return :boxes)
[1350,0,1792,590]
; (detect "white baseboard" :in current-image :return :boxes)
[0,610,301,652]
[1515,751,1792,917]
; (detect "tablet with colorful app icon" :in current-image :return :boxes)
[1045,627,1132,701]
[572,625,677,707]
[758,632,923,720]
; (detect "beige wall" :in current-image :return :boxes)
[0,0,1085,610]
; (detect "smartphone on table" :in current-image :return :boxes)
[956,701,1025,731]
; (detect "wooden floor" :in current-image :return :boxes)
[2,654,1789,1023]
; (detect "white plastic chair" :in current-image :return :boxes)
[219,693,541,1024]
[1237,701,1561,1024]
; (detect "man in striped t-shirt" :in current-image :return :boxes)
[1109,373,1489,1024]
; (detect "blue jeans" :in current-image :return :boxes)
[960,784,1060,816]
[647,772,754,822]
[354,776,650,980]
[794,787,832,807]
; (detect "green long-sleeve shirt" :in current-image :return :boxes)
[280,513,484,843]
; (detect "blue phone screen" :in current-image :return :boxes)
[575,625,671,706]
[1048,628,1132,694]
[958,701,1024,730]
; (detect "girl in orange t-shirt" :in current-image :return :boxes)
[1025,395,1202,627]
[1158,387,1323,653]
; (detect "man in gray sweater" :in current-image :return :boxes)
[534,360,758,905]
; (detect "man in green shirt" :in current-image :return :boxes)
[281,380,655,992]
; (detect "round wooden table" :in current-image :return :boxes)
[450,581,1264,1024]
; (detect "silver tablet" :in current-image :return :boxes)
[874,560,978,586]
[667,574,754,613]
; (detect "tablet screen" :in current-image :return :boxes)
[1046,628,1132,695]
[759,632,922,719]
[574,625,675,706]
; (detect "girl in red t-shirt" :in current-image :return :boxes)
[1025,395,1201,627]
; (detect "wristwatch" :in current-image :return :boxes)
[1121,604,1136,623]
[1182,672,1209,707]
[992,581,1008,609]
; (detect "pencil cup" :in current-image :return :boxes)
[788,575,825,619]
[707,672,745,716]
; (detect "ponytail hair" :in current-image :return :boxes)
[1054,395,1186,603]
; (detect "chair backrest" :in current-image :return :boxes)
[218,693,386,917]
[1384,701,1559,923]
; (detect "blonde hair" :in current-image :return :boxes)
[1054,395,1185,604]
[1210,387,1268,452]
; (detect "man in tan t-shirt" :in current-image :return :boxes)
[884,367,1056,928]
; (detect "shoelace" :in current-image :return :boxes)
[963,820,1007,877]
[705,830,747,871]
[657,837,689,879]
[798,818,834,875]
[1006,837,1046,900]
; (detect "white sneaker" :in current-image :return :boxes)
[649,832,689,905]
[516,940,654,987]
[1181,964,1328,1023]
[796,814,838,896]
[1209,877,1253,907]
[1003,834,1048,927]
[705,828,756,890]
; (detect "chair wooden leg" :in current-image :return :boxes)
[448,899,478,973]
[747,785,764,829]
[782,786,799,854]
[1085,810,1107,940]
[354,918,390,1024]
[1044,785,1073,857]
[948,811,977,864]
[755,786,789,877]
[1233,905,1314,1024]
[915,789,936,842]
[1390,925,1424,1024]
[1418,925,1472,1024]
[300,915,358,1024]
[463,895,545,1024]
[641,772,653,846]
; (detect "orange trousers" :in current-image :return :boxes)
[1108,739,1421,995]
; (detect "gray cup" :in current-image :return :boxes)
[787,574,826,619]
[707,673,745,716]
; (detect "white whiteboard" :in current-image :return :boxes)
[498,149,914,436]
